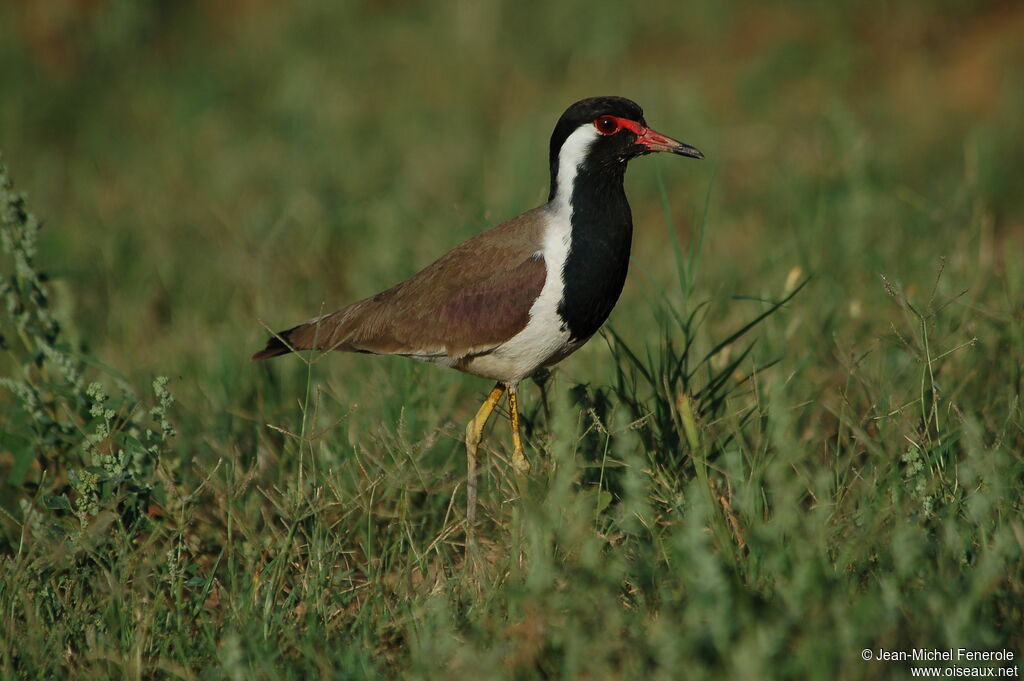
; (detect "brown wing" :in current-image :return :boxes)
[252,206,549,361]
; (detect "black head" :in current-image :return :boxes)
[548,96,703,201]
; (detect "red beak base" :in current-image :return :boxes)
[634,126,704,158]
[612,117,704,159]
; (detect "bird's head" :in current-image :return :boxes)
[548,96,703,202]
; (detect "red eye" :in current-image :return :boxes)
[594,116,620,135]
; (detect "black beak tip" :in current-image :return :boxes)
[676,144,704,160]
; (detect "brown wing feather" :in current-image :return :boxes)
[252,206,549,361]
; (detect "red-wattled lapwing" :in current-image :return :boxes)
[253,96,703,524]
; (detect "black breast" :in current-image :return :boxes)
[557,169,633,342]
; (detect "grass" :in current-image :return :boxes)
[1,1,1023,679]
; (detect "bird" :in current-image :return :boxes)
[252,96,703,525]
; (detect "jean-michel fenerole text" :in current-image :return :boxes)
[874,649,1015,663]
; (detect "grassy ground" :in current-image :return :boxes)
[1,1,1023,679]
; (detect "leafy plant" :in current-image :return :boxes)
[0,160,175,546]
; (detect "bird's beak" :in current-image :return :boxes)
[635,126,704,159]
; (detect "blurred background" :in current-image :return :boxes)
[2,1,1023,678]
[2,0,1021,404]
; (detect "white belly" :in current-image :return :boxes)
[456,199,580,384]
[459,323,582,382]
[431,127,600,385]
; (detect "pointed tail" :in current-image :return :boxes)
[252,302,371,361]
[251,323,311,361]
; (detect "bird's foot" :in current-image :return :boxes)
[510,448,530,474]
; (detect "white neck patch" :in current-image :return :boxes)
[470,123,602,382]
[550,124,599,220]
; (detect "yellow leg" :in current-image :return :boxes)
[508,384,530,473]
[466,383,505,526]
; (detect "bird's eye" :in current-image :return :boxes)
[594,116,620,135]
